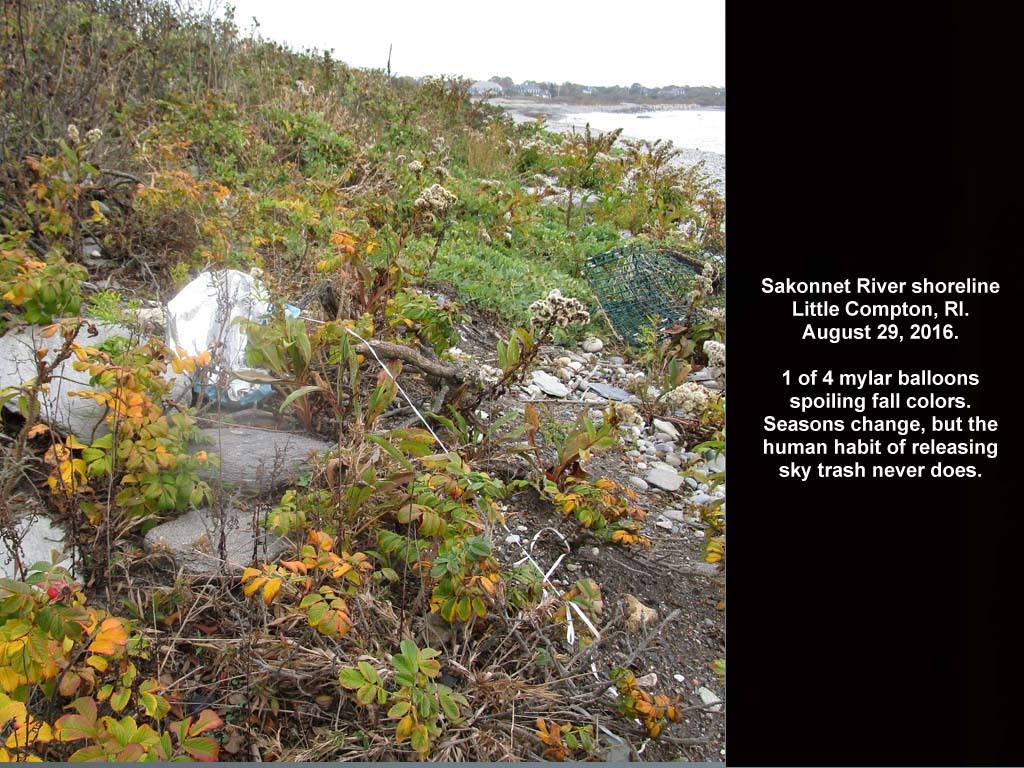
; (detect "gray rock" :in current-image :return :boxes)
[626,449,642,459]
[705,452,726,474]
[655,516,674,531]
[663,454,682,468]
[690,492,713,506]
[650,460,680,474]
[689,368,715,382]
[697,686,722,712]
[585,382,634,402]
[635,672,658,688]
[627,476,649,492]
[197,426,332,495]
[0,514,76,579]
[554,366,573,382]
[685,476,700,490]
[601,742,632,763]
[607,356,625,366]
[662,509,687,523]
[0,323,191,442]
[143,505,290,575]
[645,467,684,492]
[504,534,522,545]
[531,370,570,398]
[652,418,680,440]
[654,441,676,453]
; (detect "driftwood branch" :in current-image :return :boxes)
[352,340,471,385]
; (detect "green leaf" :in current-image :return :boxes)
[339,668,364,690]
[387,701,412,719]
[356,683,377,705]
[110,686,132,713]
[183,735,219,761]
[279,384,322,413]
[232,368,283,384]
[410,723,430,755]
[357,661,378,683]
[439,692,461,722]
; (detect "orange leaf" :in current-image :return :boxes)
[87,617,128,655]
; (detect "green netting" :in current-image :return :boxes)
[583,244,724,344]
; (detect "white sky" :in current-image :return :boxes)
[217,0,725,87]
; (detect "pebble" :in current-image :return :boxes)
[655,441,676,453]
[674,674,686,683]
[653,419,680,440]
[531,370,569,398]
[505,534,522,545]
[682,452,699,461]
[663,454,682,468]
[635,672,658,688]
[608,356,625,366]
[554,356,572,367]
[697,686,722,712]
[685,477,700,490]
[635,462,648,470]
[655,517,674,531]
[516,525,529,532]
[626,449,642,458]
[662,509,686,523]
[645,467,684,492]
[627,476,649,492]
[554,367,573,381]
[591,547,600,557]
[568,360,584,373]
[690,492,713,506]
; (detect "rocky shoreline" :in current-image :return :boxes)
[492,98,725,198]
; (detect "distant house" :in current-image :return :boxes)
[469,80,504,96]
[512,81,550,98]
[664,86,689,97]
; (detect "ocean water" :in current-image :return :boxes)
[559,109,725,155]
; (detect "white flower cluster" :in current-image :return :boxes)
[702,306,725,323]
[67,124,102,146]
[477,364,502,385]
[414,183,457,216]
[407,160,424,173]
[528,289,590,329]
[689,261,719,302]
[664,382,716,415]
[432,166,451,180]
[610,402,644,427]
[704,340,726,369]
[295,79,316,96]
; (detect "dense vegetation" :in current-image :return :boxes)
[0,0,725,760]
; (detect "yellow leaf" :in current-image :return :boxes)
[262,578,281,605]
[240,567,261,584]
[242,577,265,598]
[395,713,414,741]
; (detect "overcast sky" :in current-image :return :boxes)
[217,0,725,87]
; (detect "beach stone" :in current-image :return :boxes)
[655,517,674,531]
[689,368,715,382]
[650,460,680,474]
[627,476,649,492]
[581,337,604,353]
[197,426,332,495]
[653,419,680,440]
[705,452,726,474]
[0,514,76,579]
[685,476,700,490]
[504,534,522,546]
[698,686,722,712]
[645,467,684,492]
[662,509,686,523]
[624,594,658,632]
[608,356,625,366]
[554,366,573,381]
[654,441,676,453]
[143,505,289,575]
[690,492,713,506]
[663,454,682,468]
[531,370,570,398]
[0,323,191,442]
[585,381,634,402]
[626,449,641,458]
[635,672,658,688]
